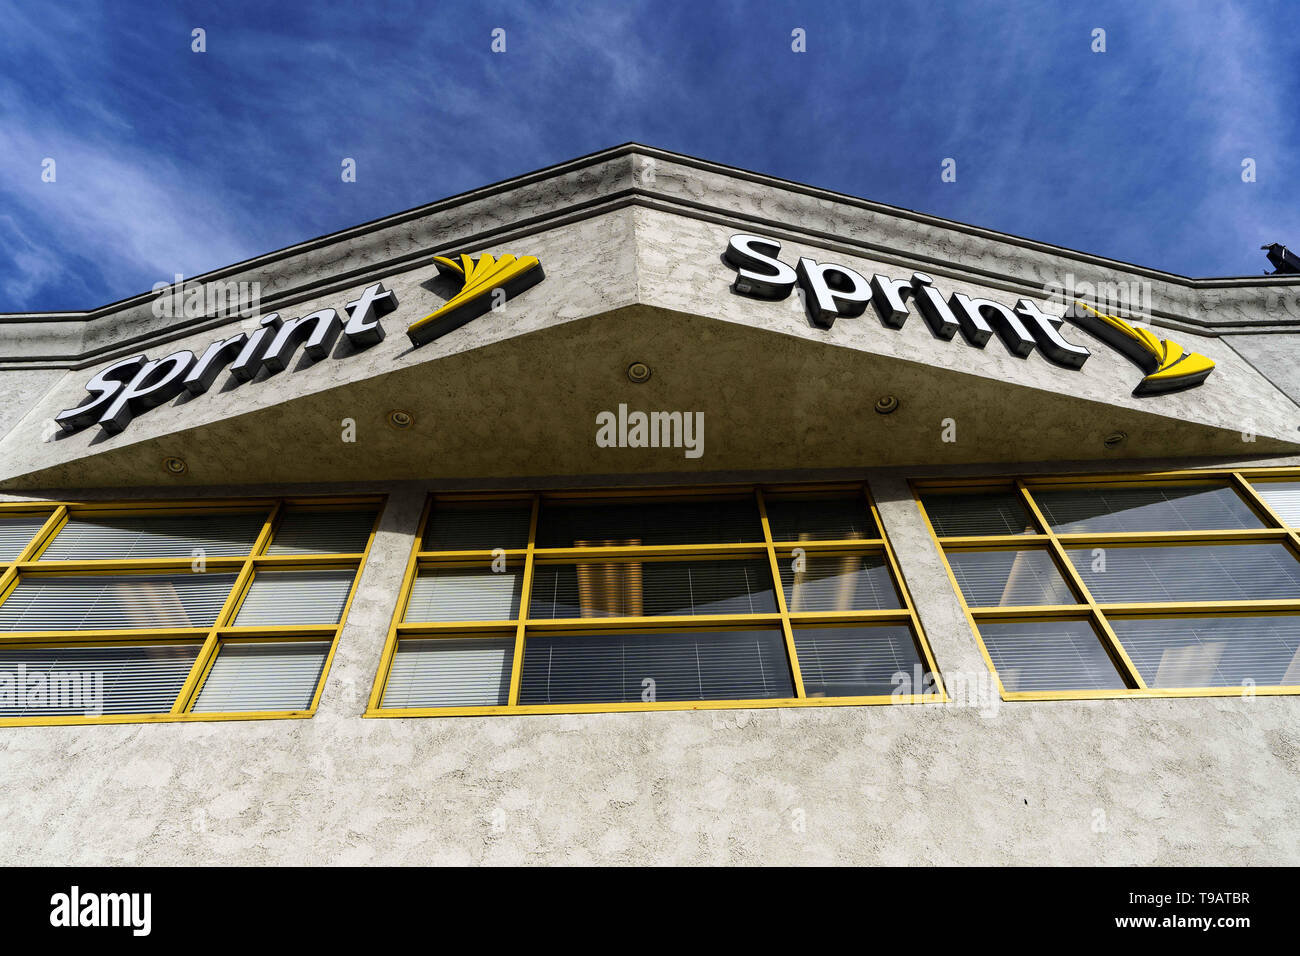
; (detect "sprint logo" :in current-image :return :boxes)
[406,252,545,346]
[724,232,1217,397]
[54,249,546,437]
[1067,301,1215,395]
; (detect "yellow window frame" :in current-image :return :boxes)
[913,468,1300,701]
[0,495,383,726]
[367,482,946,717]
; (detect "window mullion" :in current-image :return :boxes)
[506,494,540,706]
[1229,471,1290,529]
[1015,480,1147,690]
[16,505,69,564]
[757,488,806,698]
[0,567,18,623]
[172,502,281,714]
[0,506,69,606]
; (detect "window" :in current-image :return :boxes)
[917,474,1300,700]
[529,558,777,618]
[368,486,943,716]
[0,499,380,725]
[518,628,794,705]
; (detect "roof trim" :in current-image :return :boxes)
[5,142,1299,325]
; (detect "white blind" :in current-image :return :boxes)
[1250,480,1300,526]
[405,569,521,622]
[793,624,924,697]
[0,515,48,561]
[979,619,1127,692]
[529,559,776,618]
[381,638,513,708]
[234,569,355,626]
[948,549,1077,607]
[0,643,200,715]
[536,500,761,548]
[191,641,330,712]
[266,510,376,555]
[1068,543,1300,603]
[922,493,1036,537]
[765,497,878,542]
[1034,484,1262,534]
[425,505,533,551]
[780,553,901,612]
[518,628,794,704]
[41,513,266,560]
[1110,615,1300,688]
[0,573,236,632]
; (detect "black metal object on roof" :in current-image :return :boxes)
[1262,243,1300,275]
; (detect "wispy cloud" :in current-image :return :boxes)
[0,122,256,298]
[0,0,1296,312]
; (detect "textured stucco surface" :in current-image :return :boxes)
[0,368,69,440]
[1223,334,1300,412]
[5,689,1298,866]
[0,472,1297,866]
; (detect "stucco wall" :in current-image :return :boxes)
[1,472,1298,866]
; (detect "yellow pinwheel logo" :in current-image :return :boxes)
[1068,301,1215,395]
[406,252,545,347]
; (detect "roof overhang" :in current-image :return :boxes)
[3,146,1298,489]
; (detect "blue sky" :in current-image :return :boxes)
[2,0,1297,311]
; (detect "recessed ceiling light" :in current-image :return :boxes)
[874,395,900,415]
[627,362,652,384]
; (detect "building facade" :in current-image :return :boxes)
[2,144,1299,865]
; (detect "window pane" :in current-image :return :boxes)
[382,637,513,708]
[0,643,201,715]
[0,515,48,561]
[518,628,793,704]
[1067,543,1300,603]
[765,496,878,541]
[779,553,901,611]
[41,513,266,560]
[234,569,355,626]
[424,504,532,551]
[1032,484,1263,534]
[405,569,521,622]
[947,549,1077,607]
[0,573,236,631]
[267,510,375,555]
[978,619,1128,692]
[191,641,330,712]
[1251,481,1300,526]
[529,559,776,618]
[1109,615,1300,688]
[794,625,927,697]
[922,492,1036,537]
[536,499,761,548]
